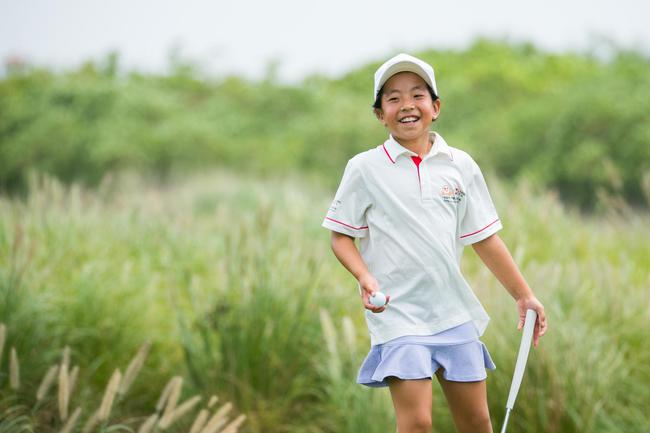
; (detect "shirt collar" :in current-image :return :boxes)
[382,131,453,164]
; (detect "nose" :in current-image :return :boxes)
[400,103,414,112]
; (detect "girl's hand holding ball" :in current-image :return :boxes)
[369,292,387,307]
[358,273,390,313]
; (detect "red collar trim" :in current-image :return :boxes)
[382,144,395,164]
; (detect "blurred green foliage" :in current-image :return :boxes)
[1,172,649,432]
[1,40,649,208]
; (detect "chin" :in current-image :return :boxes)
[395,130,427,140]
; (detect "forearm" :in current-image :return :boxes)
[471,234,534,301]
[474,234,548,344]
[329,232,389,312]
[330,231,371,281]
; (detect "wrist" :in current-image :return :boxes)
[357,271,373,284]
[516,294,543,309]
[515,294,534,303]
[511,286,535,302]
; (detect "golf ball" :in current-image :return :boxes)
[369,292,387,307]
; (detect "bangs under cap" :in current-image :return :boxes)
[373,53,438,101]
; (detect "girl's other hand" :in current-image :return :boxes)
[516,296,547,347]
[358,273,390,313]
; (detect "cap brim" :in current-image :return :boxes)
[377,61,434,95]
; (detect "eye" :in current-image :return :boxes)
[387,97,399,102]
[414,94,425,99]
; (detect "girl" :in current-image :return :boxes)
[322,53,547,433]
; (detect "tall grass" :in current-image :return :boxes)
[0,324,246,433]
[0,170,648,432]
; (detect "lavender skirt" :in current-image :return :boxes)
[357,322,496,388]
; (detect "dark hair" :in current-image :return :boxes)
[372,83,438,110]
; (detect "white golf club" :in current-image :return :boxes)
[500,309,537,433]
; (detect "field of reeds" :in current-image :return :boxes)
[0,329,246,433]
[1,170,649,433]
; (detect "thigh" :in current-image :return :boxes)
[387,377,432,424]
[435,371,493,433]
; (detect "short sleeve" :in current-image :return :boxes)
[459,158,502,245]
[322,158,372,238]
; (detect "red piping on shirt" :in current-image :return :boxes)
[460,218,500,239]
[325,217,369,230]
[411,156,422,192]
[382,144,395,164]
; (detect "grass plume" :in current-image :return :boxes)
[159,395,202,429]
[137,414,159,433]
[159,376,183,424]
[222,414,247,433]
[189,409,209,433]
[342,315,357,359]
[81,410,99,433]
[68,365,79,396]
[118,341,150,397]
[0,323,5,371]
[59,407,82,433]
[36,364,58,401]
[319,309,341,380]
[58,358,69,421]
[156,376,178,413]
[9,347,19,390]
[97,369,121,422]
[199,402,233,433]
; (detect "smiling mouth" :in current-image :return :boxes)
[399,116,419,123]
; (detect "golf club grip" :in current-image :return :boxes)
[505,309,537,410]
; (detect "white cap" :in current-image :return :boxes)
[373,53,438,102]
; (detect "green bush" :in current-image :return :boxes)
[1,40,649,207]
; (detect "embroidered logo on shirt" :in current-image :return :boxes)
[329,199,342,212]
[441,185,465,203]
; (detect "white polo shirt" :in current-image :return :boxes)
[322,132,502,346]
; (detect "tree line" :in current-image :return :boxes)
[1,40,649,208]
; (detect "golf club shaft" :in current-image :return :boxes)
[500,409,511,433]
[500,309,537,432]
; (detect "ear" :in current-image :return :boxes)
[431,99,441,121]
[374,108,386,125]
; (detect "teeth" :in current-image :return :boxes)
[400,116,418,123]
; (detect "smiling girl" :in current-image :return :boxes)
[322,53,547,433]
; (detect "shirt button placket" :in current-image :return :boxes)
[420,161,432,203]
